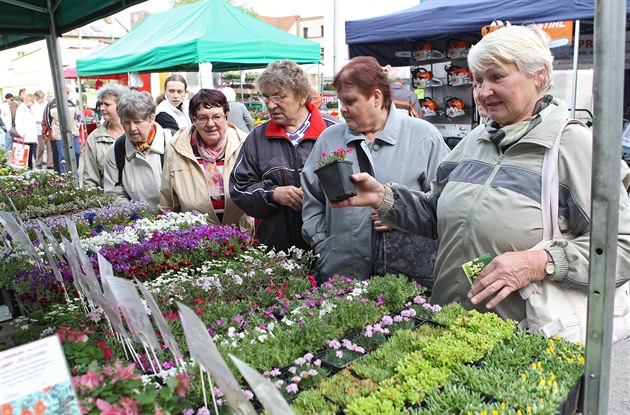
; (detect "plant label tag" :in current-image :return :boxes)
[0,336,81,414]
[462,253,493,284]
[106,275,161,351]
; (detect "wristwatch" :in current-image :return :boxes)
[544,249,555,277]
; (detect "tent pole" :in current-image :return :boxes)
[583,0,627,412]
[570,20,580,119]
[45,0,79,185]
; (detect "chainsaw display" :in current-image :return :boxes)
[408,36,479,148]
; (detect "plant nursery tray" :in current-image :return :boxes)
[557,377,582,415]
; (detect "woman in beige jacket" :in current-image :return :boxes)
[159,89,253,234]
[81,85,128,188]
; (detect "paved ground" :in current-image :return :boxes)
[608,338,630,413]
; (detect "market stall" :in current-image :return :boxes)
[75,0,322,77]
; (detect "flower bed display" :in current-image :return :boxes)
[0,188,585,414]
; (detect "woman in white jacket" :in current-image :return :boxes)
[15,93,38,169]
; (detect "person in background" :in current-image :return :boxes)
[160,89,253,234]
[230,59,337,252]
[302,56,449,284]
[1,94,13,152]
[81,85,129,188]
[14,94,38,169]
[46,91,54,103]
[310,86,329,111]
[221,87,254,133]
[32,90,52,170]
[310,86,339,124]
[330,25,630,323]
[103,90,171,213]
[155,74,191,134]
[42,86,80,174]
[384,65,422,118]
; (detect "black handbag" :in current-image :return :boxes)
[373,230,438,290]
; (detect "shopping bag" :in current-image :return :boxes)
[10,140,30,169]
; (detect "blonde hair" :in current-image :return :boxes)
[468,25,553,93]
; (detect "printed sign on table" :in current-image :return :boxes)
[0,336,81,415]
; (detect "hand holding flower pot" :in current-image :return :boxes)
[314,148,357,202]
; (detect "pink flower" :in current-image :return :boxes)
[119,397,140,415]
[95,399,123,415]
[174,373,191,399]
[72,370,103,394]
[112,363,141,383]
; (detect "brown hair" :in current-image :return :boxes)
[164,74,188,91]
[189,89,229,120]
[333,56,392,110]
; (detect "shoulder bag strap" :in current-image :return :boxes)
[541,119,587,239]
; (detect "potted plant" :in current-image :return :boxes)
[314,148,356,202]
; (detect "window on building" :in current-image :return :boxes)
[321,25,324,37]
[303,27,309,38]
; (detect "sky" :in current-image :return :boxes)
[121,0,420,77]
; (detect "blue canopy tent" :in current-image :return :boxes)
[345,0,630,66]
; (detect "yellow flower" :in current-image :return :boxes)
[521,373,527,381]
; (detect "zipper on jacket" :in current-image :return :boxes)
[462,153,505,259]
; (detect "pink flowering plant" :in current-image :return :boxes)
[316,147,353,167]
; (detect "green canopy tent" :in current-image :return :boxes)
[0,0,145,181]
[76,0,322,77]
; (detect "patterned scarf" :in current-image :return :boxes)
[191,129,226,199]
[135,125,157,153]
[286,112,312,147]
[485,95,558,151]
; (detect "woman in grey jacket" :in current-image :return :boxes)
[301,56,450,283]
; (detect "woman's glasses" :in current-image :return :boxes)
[261,93,287,104]
[194,114,226,124]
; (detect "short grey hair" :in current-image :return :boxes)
[117,90,156,121]
[97,85,129,103]
[256,59,312,104]
[385,66,403,83]
[468,24,554,93]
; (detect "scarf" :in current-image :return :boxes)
[286,112,312,147]
[191,129,226,199]
[135,125,157,153]
[485,95,558,151]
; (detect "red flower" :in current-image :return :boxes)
[195,308,205,315]
[34,400,46,415]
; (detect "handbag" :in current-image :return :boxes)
[373,230,438,289]
[10,138,30,169]
[519,119,630,344]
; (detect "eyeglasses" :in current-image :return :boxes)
[261,93,287,104]
[194,114,226,124]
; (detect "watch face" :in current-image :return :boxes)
[545,263,555,275]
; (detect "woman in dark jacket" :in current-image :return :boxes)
[230,59,337,252]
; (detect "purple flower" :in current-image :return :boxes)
[286,383,299,394]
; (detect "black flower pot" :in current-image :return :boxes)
[314,160,357,202]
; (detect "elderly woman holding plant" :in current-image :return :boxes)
[230,59,338,252]
[159,89,253,234]
[103,90,172,213]
[331,25,630,326]
[301,56,450,284]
